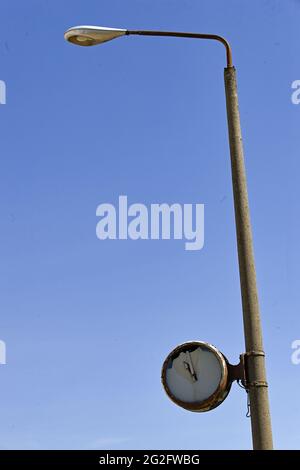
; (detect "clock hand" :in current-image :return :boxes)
[183,351,198,382]
[187,351,198,381]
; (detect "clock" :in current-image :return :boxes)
[161,341,231,412]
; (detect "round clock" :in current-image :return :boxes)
[161,341,231,412]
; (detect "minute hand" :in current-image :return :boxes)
[186,351,197,381]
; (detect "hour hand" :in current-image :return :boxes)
[183,351,197,381]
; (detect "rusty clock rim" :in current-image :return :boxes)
[161,341,230,412]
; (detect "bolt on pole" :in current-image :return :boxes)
[224,66,273,450]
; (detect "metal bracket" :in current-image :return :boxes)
[227,354,247,385]
[227,352,269,421]
[243,350,268,389]
[244,350,265,358]
[229,351,269,390]
[246,381,268,388]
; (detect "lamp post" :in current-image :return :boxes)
[64,25,273,450]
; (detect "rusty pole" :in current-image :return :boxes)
[224,66,273,449]
[128,30,274,449]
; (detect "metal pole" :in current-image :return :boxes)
[224,66,273,450]
[131,31,274,450]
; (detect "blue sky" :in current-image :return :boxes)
[0,0,299,450]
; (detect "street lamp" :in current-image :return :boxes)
[64,24,273,450]
[64,26,127,46]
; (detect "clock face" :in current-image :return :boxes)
[161,341,230,412]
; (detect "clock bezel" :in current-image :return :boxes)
[161,341,231,412]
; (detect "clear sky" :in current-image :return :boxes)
[0,0,299,450]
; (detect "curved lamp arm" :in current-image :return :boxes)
[126,30,233,68]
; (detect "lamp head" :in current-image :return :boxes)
[64,25,127,46]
